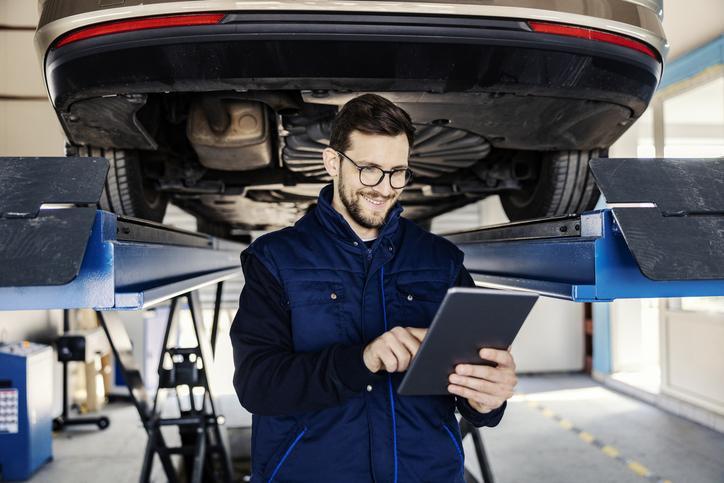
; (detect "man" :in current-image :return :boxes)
[231,94,517,482]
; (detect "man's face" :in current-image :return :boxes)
[335,131,410,230]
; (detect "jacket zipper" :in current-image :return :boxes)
[362,244,398,482]
[380,266,398,483]
[442,423,465,479]
[267,427,307,482]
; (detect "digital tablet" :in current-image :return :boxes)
[397,287,538,396]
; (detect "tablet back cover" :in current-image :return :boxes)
[398,288,537,396]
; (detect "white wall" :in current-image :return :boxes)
[1,1,67,416]
[609,299,660,373]
[0,310,59,343]
[604,9,724,419]
[433,195,585,373]
[0,2,65,156]
[661,307,724,416]
[662,0,724,60]
[513,298,585,373]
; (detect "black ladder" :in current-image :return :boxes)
[98,289,232,483]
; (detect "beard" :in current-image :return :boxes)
[338,168,399,229]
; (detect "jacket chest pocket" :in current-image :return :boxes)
[286,280,348,352]
[392,277,450,329]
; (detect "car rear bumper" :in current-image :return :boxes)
[36,0,667,55]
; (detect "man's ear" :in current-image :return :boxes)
[322,148,340,178]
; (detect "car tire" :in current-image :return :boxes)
[500,150,602,222]
[67,145,168,222]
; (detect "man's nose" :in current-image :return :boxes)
[375,174,395,197]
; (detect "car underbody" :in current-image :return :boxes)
[40,11,663,234]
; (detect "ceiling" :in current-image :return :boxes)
[662,0,724,60]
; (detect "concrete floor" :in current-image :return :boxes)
[29,374,724,482]
[30,399,175,483]
[473,374,724,483]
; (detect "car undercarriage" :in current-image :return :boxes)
[39,11,663,236]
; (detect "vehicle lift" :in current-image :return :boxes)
[0,157,241,482]
[0,156,722,483]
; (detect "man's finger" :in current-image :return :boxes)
[394,328,422,359]
[448,374,513,399]
[378,345,398,372]
[406,327,428,342]
[447,385,501,409]
[455,364,516,386]
[391,346,411,372]
[384,333,411,371]
[479,348,515,368]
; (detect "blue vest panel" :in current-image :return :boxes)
[245,184,467,482]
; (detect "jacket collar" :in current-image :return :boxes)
[313,184,403,246]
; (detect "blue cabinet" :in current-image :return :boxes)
[0,342,53,480]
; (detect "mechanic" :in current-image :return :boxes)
[230,94,517,482]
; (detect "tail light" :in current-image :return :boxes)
[529,21,658,60]
[54,13,225,49]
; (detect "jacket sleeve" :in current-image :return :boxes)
[230,251,379,417]
[452,265,507,428]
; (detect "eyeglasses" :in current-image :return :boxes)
[335,150,413,189]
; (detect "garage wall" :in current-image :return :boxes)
[661,307,724,416]
[433,197,585,374]
[662,0,724,60]
[603,32,724,425]
[0,2,66,345]
[0,1,65,155]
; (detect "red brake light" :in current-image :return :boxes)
[529,21,658,60]
[54,13,225,48]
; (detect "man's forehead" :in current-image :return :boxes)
[346,131,409,168]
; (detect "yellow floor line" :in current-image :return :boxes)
[628,460,652,477]
[520,395,671,482]
[579,431,595,444]
[602,445,620,458]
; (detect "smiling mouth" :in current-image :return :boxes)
[361,194,388,208]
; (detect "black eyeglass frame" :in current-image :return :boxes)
[334,150,414,189]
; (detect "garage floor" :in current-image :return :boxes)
[29,374,724,483]
[473,374,724,483]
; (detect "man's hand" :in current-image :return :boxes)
[363,327,427,373]
[447,347,517,414]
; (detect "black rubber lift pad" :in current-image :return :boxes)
[590,157,724,281]
[0,157,109,287]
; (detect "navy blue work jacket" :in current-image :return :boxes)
[231,184,505,482]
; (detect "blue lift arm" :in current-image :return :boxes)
[448,209,724,302]
[0,210,243,310]
[0,157,722,308]
[444,157,724,302]
[0,157,243,311]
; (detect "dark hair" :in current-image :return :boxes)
[329,94,415,152]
